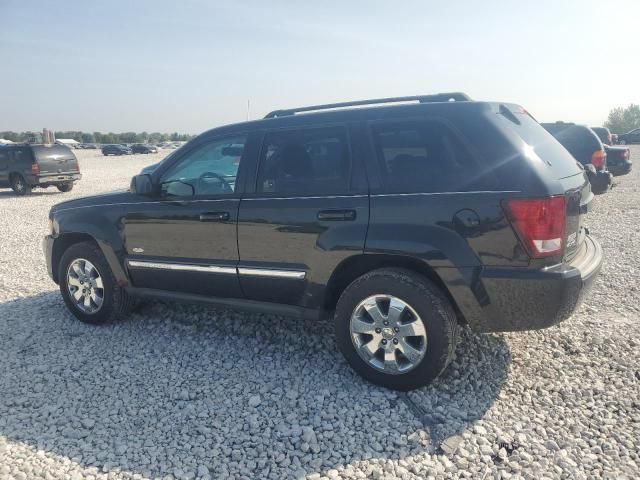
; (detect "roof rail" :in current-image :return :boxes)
[264,92,471,119]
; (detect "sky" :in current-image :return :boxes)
[1,0,638,134]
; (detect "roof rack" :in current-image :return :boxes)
[264,92,471,119]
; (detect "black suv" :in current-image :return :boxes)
[0,144,81,195]
[131,143,158,154]
[102,144,132,156]
[44,94,603,390]
[541,122,612,194]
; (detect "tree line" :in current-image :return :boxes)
[604,104,640,134]
[0,131,194,144]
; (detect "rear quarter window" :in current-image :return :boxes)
[501,116,583,178]
[370,120,491,193]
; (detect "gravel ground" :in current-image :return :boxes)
[0,147,638,480]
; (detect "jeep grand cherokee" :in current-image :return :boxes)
[44,93,603,390]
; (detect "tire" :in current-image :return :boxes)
[56,182,73,192]
[10,174,32,195]
[619,139,626,145]
[59,241,133,324]
[334,268,459,391]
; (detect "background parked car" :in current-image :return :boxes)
[541,122,612,194]
[591,127,613,145]
[102,144,132,156]
[604,145,632,176]
[0,143,80,195]
[131,144,158,154]
[617,128,640,145]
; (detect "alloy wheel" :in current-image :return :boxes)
[66,258,105,314]
[350,294,427,374]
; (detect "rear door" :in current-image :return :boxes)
[0,149,9,186]
[32,145,79,175]
[237,124,369,308]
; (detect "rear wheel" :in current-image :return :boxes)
[619,139,626,145]
[10,174,31,195]
[57,182,73,192]
[334,268,459,391]
[59,241,132,324]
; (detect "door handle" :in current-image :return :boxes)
[317,209,356,221]
[199,211,230,222]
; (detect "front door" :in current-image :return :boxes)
[237,124,369,308]
[124,134,251,298]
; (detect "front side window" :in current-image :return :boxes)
[371,120,480,193]
[159,135,246,197]
[257,127,351,196]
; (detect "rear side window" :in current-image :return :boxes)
[11,148,31,164]
[503,116,583,178]
[370,120,482,193]
[257,126,351,195]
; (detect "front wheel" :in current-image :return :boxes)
[334,268,459,391]
[59,241,132,324]
[11,174,32,195]
[57,182,73,192]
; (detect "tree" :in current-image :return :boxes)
[81,132,95,143]
[604,104,640,134]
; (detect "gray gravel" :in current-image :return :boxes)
[1,147,639,479]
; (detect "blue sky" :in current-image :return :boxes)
[1,0,638,133]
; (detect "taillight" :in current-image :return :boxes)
[607,133,612,144]
[504,196,566,258]
[31,163,40,175]
[623,150,630,160]
[591,150,605,170]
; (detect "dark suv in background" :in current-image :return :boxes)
[102,144,132,156]
[131,144,158,154]
[0,144,81,195]
[541,122,612,194]
[44,94,603,390]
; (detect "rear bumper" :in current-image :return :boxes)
[28,173,81,185]
[456,234,603,333]
[609,161,632,176]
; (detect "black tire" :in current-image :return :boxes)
[59,241,133,324]
[619,139,626,145]
[334,268,459,391]
[56,182,73,192]
[10,174,32,195]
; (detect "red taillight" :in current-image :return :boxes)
[607,133,612,143]
[31,163,40,175]
[504,196,566,258]
[623,149,630,160]
[591,150,605,170]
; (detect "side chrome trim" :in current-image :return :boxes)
[371,191,520,198]
[127,260,237,275]
[54,198,239,213]
[238,267,306,279]
[241,194,367,201]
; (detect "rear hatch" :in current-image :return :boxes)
[498,106,591,261]
[32,145,80,175]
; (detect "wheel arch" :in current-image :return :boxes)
[323,254,466,324]
[51,232,128,287]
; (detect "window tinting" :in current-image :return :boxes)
[159,135,246,197]
[371,120,480,193]
[506,117,582,178]
[257,127,350,195]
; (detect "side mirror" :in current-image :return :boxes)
[130,174,154,195]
